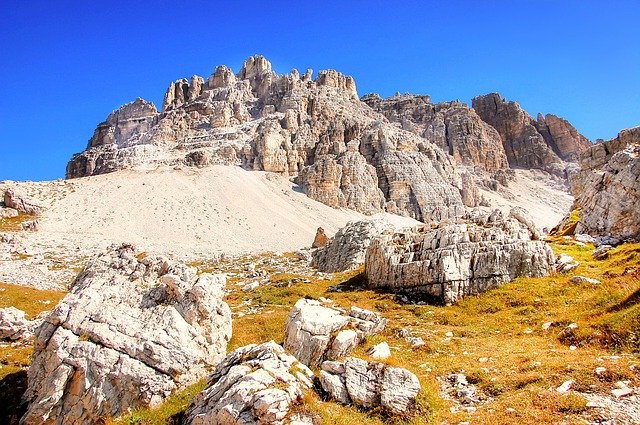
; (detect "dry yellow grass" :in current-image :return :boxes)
[9,240,639,425]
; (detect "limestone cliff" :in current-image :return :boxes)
[66,56,468,222]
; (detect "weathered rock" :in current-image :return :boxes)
[364,208,555,304]
[535,113,592,161]
[311,227,328,248]
[367,342,391,360]
[363,93,509,174]
[569,128,640,241]
[0,307,31,341]
[183,341,314,425]
[3,189,41,215]
[319,357,420,415]
[592,245,613,260]
[569,275,601,285]
[283,299,386,367]
[66,56,471,222]
[472,93,589,176]
[556,253,579,273]
[20,243,232,425]
[311,219,395,272]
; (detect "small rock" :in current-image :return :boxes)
[595,367,606,375]
[556,380,574,393]
[611,387,634,398]
[445,331,454,337]
[542,322,553,331]
[242,281,260,292]
[368,342,391,360]
[592,245,613,260]
[570,275,601,285]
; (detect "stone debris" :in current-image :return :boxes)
[311,219,395,273]
[365,208,555,304]
[319,357,421,415]
[283,299,386,367]
[556,253,580,273]
[570,275,601,285]
[20,243,232,425]
[184,341,315,425]
[592,245,613,260]
[397,328,426,348]
[439,373,492,412]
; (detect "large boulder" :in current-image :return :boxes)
[184,341,315,425]
[283,299,386,368]
[20,243,232,425]
[570,128,640,241]
[364,209,555,304]
[319,357,421,415]
[311,219,395,272]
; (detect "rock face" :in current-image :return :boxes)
[319,357,421,415]
[363,93,509,173]
[364,208,555,304]
[472,93,590,175]
[283,299,386,368]
[184,341,315,425]
[311,219,395,272]
[570,127,640,241]
[20,243,232,425]
[66,56,473,222]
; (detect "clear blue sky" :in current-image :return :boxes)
[1,1,638,181]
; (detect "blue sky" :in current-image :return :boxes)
[1,1,638,181]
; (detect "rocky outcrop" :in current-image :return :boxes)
[283,299,386,367]
[184,341,315,425]
[319,357,421,415]
[363,93,509,173]
[0,307,32,341]
[311,219,395,272]
[3,189,41,215]
[364,208,555,304]
[472,93,590,175]
[20,243,232,425]
[569,127,640,241]
[311,227,328,248]
[66,56,473,222]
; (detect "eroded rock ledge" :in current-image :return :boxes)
[364,208,555,304]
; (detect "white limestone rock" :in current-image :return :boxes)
[311,219,395,272]
[20,243,232,425]
[183,341,314,425]
[365,208,555,304]
[320,357,421,415]
[283,299,386,367]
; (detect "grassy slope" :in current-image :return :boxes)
[111,241,640,425]
[1,239,637,424]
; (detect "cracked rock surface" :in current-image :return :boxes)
[20,243,232,425]
[184,341,315,425]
